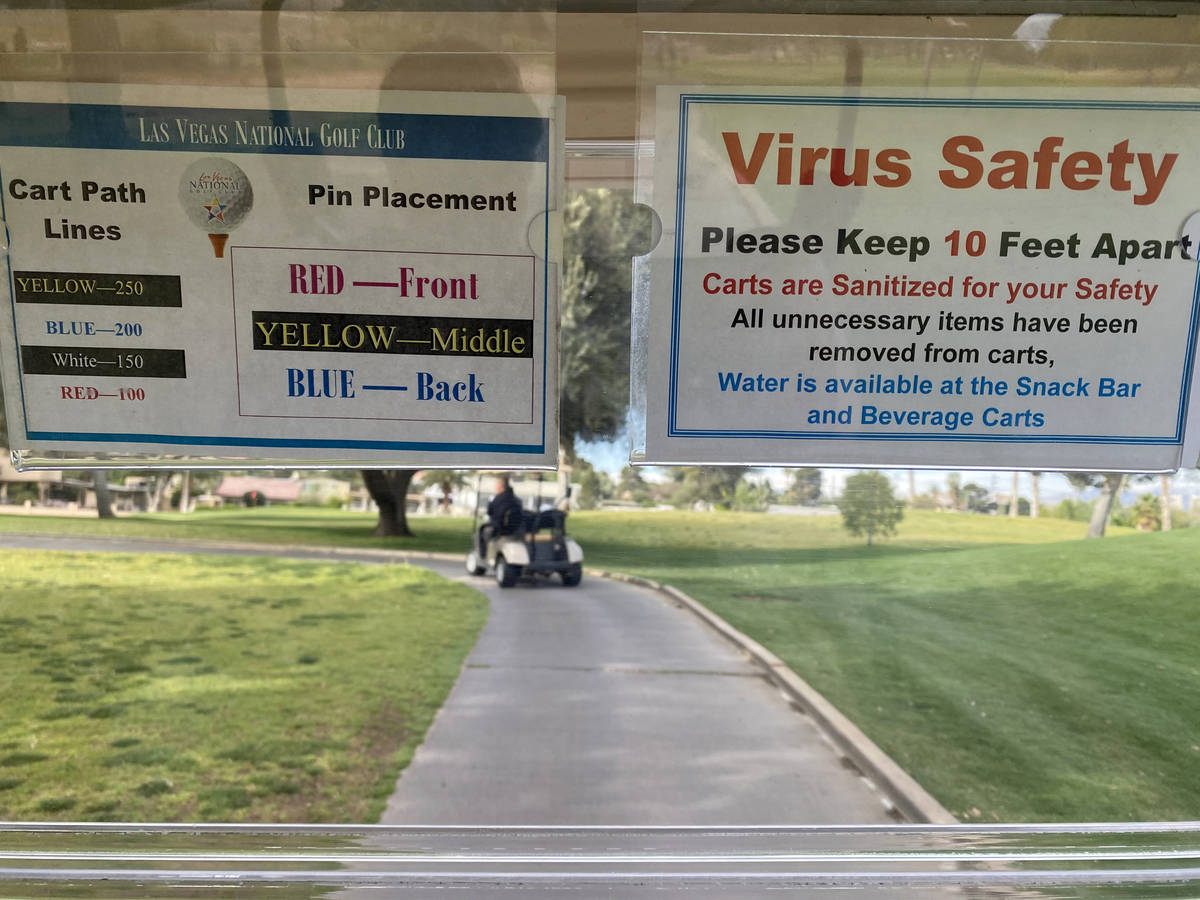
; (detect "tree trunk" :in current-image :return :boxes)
[93,470,115,519]
[180,471,192,514]
[1086,473,1124,539]
[362,469,416,537]
[1031,472,1041,518]
[1010,471,1019,517]
[1161,474,1173,532]
[907,470,916,501]
[149,473,170,511]
[156,473,180,511]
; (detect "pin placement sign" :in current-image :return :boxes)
[0,84,560,468]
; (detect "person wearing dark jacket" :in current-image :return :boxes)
[478,476,522,556]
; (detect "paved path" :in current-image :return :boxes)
[1,532,894,825]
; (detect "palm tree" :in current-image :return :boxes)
[1161,474,1173,531]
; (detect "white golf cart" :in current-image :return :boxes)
[465,475,584,588]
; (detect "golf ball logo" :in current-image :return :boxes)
[178,157,253,258]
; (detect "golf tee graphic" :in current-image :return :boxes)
[178,157,254,258]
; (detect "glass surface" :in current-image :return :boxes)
[2,4,1200,898]
[0,5,558,470]
[631,29,1200,469]
[4,822,1200,897]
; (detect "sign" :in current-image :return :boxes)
[641,87,1200,470]
[0,84,559,467]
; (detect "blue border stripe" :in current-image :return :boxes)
[670,429,1178,445]
[26,431,545,454]
[542,145,549,450]
[0,101,549,162]
[0,161,33,436]
[681,94,1200,112]
[667,93,1200,447]
[668,97,689,435]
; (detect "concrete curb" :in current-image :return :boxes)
[8,529,955,823]
[593,569,958,826]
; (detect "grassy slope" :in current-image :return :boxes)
[566,512,1200,820]
[661,528,1200,823]
[0,550,486,822]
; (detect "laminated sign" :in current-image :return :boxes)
[641,87,1200,470]
[0,84,560,467]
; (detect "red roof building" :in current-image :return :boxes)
[214,476,302,504]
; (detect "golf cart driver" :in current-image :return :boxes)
[477,475,522,557]
[466,474,584,587]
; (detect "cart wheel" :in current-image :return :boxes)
[561,564,583,587]
[496,556,521,588]
[465,550,485,576]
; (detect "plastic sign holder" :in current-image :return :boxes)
[631,30,1200,472]
[0,8,561,472]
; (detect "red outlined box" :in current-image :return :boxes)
[230,245,537,426]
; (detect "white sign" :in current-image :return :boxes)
[642,87,1200,470]
[0,84,559,467]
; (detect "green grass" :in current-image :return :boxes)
[0,549,486,822]
[644,525,1200,823]
[0,503,1108,558]
[3,506,1196,822]
[0,506,468,553]
[561,511,1200,822]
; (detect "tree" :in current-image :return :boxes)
[1126,472,1174,532]
[946,472,963,511]
[1030,471,1041,518]
[961,482,994,514]
[616,466,651,504]
[1131,493,1161,531]
[837,470,904,546]
[669,466,748,509]
[93,470,115,519]
[425,469,468,514]
[1064,472,1125,538]
[731,477,773,512]
[559,188,652,459]
[357,189,648,538]
[784,468,822,505]
[572,458,612,510]
[1160,473,1173,531]
[362,470,417,537]
[149,472,173,511]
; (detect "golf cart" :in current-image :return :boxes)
[465,475,584,588]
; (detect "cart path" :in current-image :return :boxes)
[0,532,895,825]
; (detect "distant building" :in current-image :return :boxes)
[214,476,302,505]
[0,458,61,505]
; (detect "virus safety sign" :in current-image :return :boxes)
[640,87,1200,470]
